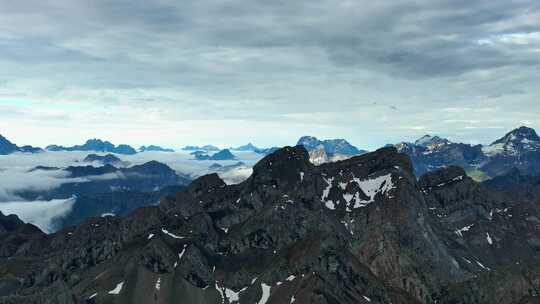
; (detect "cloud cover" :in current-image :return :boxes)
[0,150,261,232]
[0,0,539,149]
[0,197,76,233]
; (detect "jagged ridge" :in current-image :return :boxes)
[0,146,539,304]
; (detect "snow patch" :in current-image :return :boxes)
[257,283,271,304]
[455,224,473,238]
[486,232,493,245]
[321,177,335,209]
[325,200,336,210]
[476,261,491,271]
[347,173,395,210]
[108,281,124,295]
[216,281,248,304]
[322,173,395,211]
[179,244,188,260]
[161,228,184,239]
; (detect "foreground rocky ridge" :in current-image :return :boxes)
[0,146,539,304]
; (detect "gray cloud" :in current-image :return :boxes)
[0,0,539,149]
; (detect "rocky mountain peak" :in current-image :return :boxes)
[233,142,259,151]
[297,136,365,165]
[414,135,451,147]
[493,126,540,145]
[0,211,26,233]
[127,160,176,175]
[296,135,321,150]
[484,126,540,157]
[0,134,20,155]
[188,173,226,193]
[251,145,311,181]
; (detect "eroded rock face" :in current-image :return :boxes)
[1,146,539,304]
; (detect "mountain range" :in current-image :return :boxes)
[46,139,137,155]
[17,161,191,231]
[1,145,540,303]
[396,126,540,179]
[3,126,540,180]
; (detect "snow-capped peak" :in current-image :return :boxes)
[483,126,540,157]
[414,135,451,147]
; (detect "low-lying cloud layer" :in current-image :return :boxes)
[0,151,262,231]
[0,197,76,233]
[0,150,261,200]
[0,1,539,149]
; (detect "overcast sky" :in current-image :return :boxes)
[1,0,539,150]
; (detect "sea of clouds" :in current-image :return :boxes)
[0,150,262,232]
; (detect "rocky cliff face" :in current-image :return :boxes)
[0,146,539,304]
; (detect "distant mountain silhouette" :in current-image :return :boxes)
[83,153,129,166]
[181,145,220,151]
[297,135,366,164]
[192,149,236,160]
[139,145,175,152]
[0,134,43,155]
[46,139,137,155]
